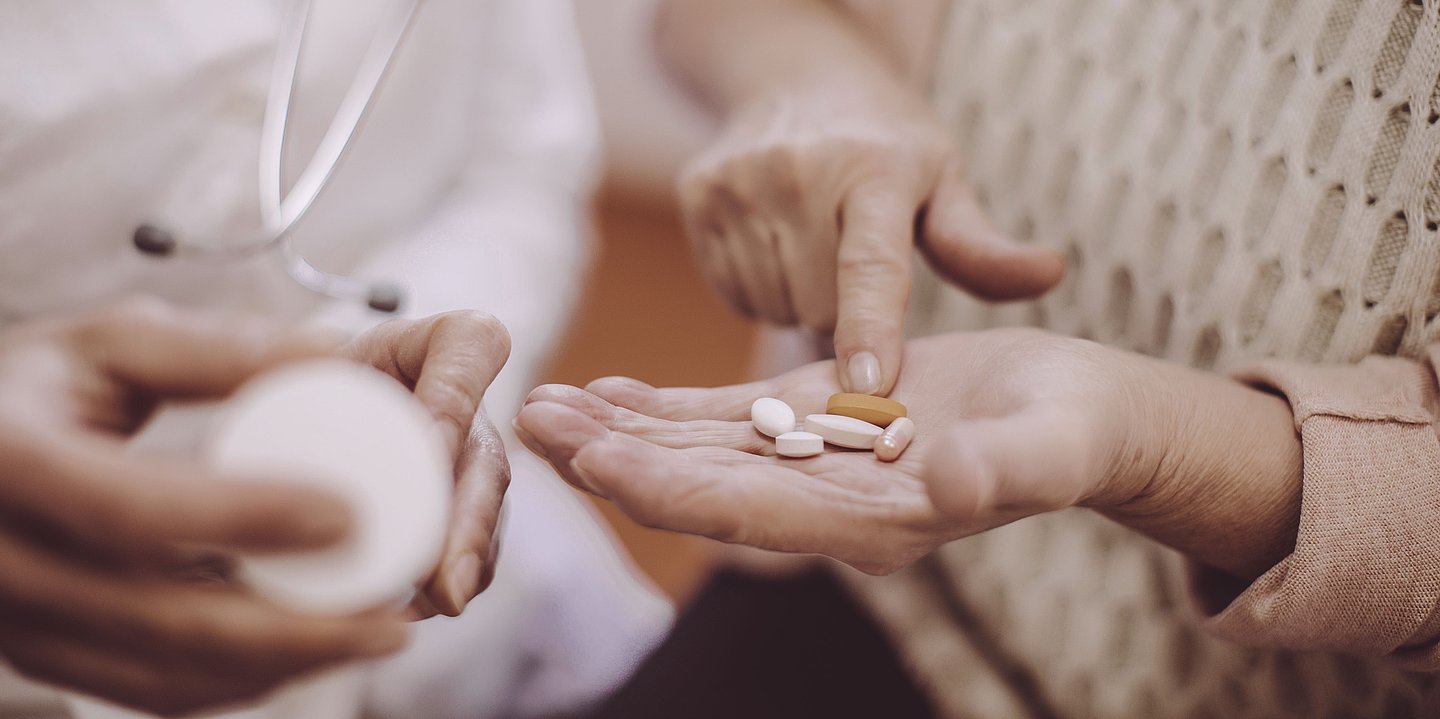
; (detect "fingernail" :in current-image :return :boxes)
[445,552,481,615]
[510,419,548,461]
[846,352,882,395]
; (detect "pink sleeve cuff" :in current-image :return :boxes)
[1191,353,1440,668]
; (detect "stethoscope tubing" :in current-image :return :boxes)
[133,0,425,313]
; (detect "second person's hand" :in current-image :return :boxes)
[344,311,512,619]
[0,300,408,717]
[678,74,1065,396]
[516,330,1143,574]
[515,330,1302,580]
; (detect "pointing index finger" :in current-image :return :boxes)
[834,177,922,397]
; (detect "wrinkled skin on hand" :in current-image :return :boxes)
[679,82,1065,396]
[516,330,1164,575]
[343,310,512,620]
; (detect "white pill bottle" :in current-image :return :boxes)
[67,360,453,719]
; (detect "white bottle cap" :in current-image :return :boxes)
[207,360,452,615]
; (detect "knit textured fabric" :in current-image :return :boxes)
[841,1,1440,717]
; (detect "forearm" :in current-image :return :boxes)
[1137,350,1440,662]
[654,0,938,115]
[1092,354,1304,581]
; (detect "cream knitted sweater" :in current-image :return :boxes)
[842,0,1440,716]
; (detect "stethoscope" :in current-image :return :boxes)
[131,0,424,313]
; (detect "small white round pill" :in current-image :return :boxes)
[874,416,917,462]
[751,397,797,438]
[804,413,885,449]
[775,431,824,458]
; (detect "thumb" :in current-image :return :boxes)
[834,179,921,397]
[921,407,1092,522]
[920,158,1065,301]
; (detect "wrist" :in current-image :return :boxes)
[1060,346,1173,510]
[1094,356,1304,579]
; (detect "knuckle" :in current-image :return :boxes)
[767,143,807,168]
[837,246,910,280]
[838,139,904,172]
[470,423,511,483]
[437,311,511,357]
[837,309,900,344]
[761,147,806,192]
[676,170,714,211]
[679,199,734,249]
[705,183,747,220]
[487,435,512,477]
[426,374,483,422]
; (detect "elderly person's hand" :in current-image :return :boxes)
[681,85,1064,397]
[515,331,1302,580]
[0,300,407,717]
[663,0,1064,397]
[343,311,511,619]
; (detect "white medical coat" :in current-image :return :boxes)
[0,1,671,716]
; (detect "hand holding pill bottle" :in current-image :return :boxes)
[517,328,1302,580]
[0,301,408,717]
[0,301,513,717]
[339,311,512,620]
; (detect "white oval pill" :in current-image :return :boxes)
[874,416,917,462]
[208,360,452,615]
[775,431,824,458]
[751,397,797,438]
[804,414,885,449]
